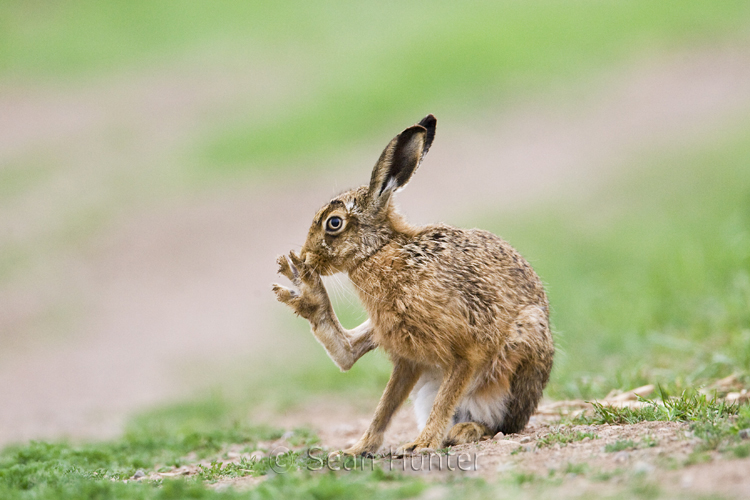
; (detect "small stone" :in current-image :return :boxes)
[519,436,531,443]
[633,461,653,474]
[493,431,504,440]
[726,392,741,402]
[333,424,356,435]
[420,485,449,500]
[132,469,146,480]
[681,473,693,489]
[739,428,750,440]
[613,451,630,463]
[496,462,514,472]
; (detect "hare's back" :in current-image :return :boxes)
[403,225,547,309]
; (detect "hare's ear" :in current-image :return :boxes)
[367,114,436,207]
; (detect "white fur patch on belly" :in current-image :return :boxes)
[410,369,442,431]
[410,369,509,432]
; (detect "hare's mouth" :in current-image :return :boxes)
[300,252,323,272]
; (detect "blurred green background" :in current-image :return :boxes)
[1,0,750,445]
[3,0,749,172]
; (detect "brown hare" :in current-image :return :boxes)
[272,115,554,455]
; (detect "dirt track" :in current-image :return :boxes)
[2,41,750,447]
[150,396,750,498]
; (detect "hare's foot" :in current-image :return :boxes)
[444,422,493,447]
[272,251,328,321]
[394,437,441,456]
[342,433,383,458]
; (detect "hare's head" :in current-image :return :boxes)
[300,115,436,275]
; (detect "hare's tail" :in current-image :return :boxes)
[496,306,554,434]
[496,357,551,434]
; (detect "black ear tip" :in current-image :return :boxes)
[419,114,437,131]
[418,114,436,152]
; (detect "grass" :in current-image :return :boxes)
[0,458,429,500]
[692,402,750,452]
[0,398,432,500]
[605,440,637,453]
[536,427,598,448]
[729,443,750,458]
[581,390,739,426]
[574,391,750,462]
[0,399,283,473]
[0,422,280,499]
[562,462,588,476]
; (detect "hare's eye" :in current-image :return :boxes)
[325,216,343,233]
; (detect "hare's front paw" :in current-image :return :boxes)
[342,433,383,458]
[272,251,328,322]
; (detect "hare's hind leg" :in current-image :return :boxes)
[444,422,493,446]
[397,359,474,454]
[443,305,553,443]
[499,305,554,434]
[411,370,495,446]
[447,379,509,445]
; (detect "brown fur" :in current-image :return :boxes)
[273,115,554,455]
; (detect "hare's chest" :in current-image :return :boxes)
[371,319,438,364]
[351,281,433,359]
[364,289,472,365]
[349,246,465,360]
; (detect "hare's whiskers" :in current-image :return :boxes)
[328,275,346,306]
[332,273,360,310]
[330,265,383,304]
[326,266,356,309]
